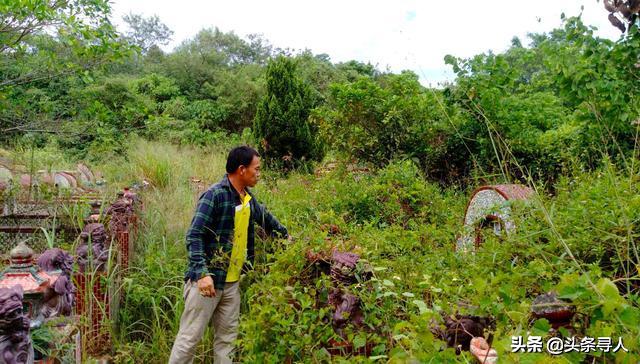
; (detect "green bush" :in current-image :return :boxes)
[238,162,640,362]
[444,18,640,183]
[315,71,467,184]
[133,73,180,102]
[329,160,452,229]
[254,56,324,171]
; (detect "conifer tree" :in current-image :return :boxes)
[254,56,323,171]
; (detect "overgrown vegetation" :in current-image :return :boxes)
[1,0,639,362]
[98,142,637,363]
[254,56,324,171]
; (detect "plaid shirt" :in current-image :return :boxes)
[184,174,288,291]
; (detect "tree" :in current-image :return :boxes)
[122,13,173,54]
[294,50,342,101]
[336,60,379,81]
[1,0,114,53]
[175,28,272,66]
[0,0,126,86]
[254,56,323,171]
[0,0,130,138]
[443,17,640,183]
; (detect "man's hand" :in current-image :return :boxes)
[197,275,216,297]
[286,234,294,243]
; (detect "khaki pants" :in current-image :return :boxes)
[169,280,241,364]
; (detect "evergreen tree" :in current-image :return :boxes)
[254,56,323,171]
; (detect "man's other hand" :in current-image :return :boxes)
[287,234,294,243]
[197,275,216,297]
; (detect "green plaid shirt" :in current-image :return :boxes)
[184,174,288,291]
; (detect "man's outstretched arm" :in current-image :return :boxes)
[252,200,288,238]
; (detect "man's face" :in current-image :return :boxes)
[239,156,261,187]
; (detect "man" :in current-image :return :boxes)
[169,146,289,364]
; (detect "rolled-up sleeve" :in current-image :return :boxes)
[185,189,217,282]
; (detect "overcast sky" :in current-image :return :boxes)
[109,0,622,86]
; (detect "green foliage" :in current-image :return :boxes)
[154,30,270,131]
[176,27,273,67]
[0,0,121,55]
[0,0,130,90]
[1,4,640,361]
[133,73,180,102]
[122,13,174,54]
[293,51,344,101]
[444,17,640,183]
[307,17,639,185]
[0,0,132,145]
[14,137,638,362]
[53,76,154,157]
[254,56,324,171]
[315,71,468,184]
[336,60,380,81]
[238,157,639,362]
[516,162,640,285]
[329,161,454,230]
[4,6,637,189]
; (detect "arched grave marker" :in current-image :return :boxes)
[456,184,534,252]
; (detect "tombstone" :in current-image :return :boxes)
[76,164,95,187]
[456,184,534,252]
[58,172,78,189]
[36,171,54,186]
[54,173,72,189]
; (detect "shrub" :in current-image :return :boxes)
[314,71,465,184]
[254,56,323,171]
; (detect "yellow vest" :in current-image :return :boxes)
[225,193,252,282]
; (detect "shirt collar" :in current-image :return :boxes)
[220,174,253,198]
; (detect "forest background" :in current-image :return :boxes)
[1,0,639,362]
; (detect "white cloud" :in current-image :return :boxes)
[110,0,622,86]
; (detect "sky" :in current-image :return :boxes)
[109,0,623,86]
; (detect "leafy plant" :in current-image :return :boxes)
[254,56,324,172]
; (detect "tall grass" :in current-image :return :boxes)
[6,135,637,362]
[99,138,232,362]
[98,136,639,362]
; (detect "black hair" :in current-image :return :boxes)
[226,146,260,174]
